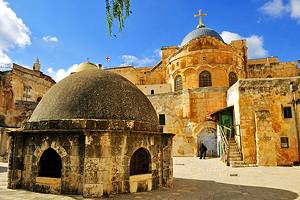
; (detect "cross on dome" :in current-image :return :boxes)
[194,9,207,28]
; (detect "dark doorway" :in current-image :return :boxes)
[197,128,217,157]
[38,148,62,178]
[130,148,151,175]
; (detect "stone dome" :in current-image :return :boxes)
[71,61,99,73]
[29,68,159,125]
[180,26,224,47]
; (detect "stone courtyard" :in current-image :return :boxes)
[1,157,300,200]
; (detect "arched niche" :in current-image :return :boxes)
[130,147,151,175]
[38,148,62,178]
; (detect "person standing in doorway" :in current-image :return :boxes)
[200,143,207,159]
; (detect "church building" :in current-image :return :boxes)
[106,10,300,166]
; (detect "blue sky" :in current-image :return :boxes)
[0,0,300,81]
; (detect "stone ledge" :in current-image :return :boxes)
[22,119,162,133]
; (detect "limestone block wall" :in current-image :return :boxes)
[0,65,55,127]
[165,38,246,91]
[137,83,171,95]
[247,58,297,78]
[230,78,300,165]
[8,132,85,194]
[83,131,172,197]
[255,110,278,166]
[106,66,167,86]
[148,87,227,156]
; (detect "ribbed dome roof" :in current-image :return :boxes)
[29,68,158,125]
[180,26,224,47]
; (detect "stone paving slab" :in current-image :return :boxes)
[0,158,299,200]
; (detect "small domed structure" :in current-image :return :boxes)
[180,26,224,47]
[71,61,99,73]
[8,66,173,198]
[30,69,158,124]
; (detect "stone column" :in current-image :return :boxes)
[162,134,174,188]
[7,134,24,189]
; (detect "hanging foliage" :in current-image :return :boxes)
[105,0,131,36]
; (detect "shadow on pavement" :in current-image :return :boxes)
[0,166,7,173]
[106,178,298,200]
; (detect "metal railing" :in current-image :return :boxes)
[218,125,230,166]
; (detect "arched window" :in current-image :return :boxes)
[267,75,272,78]
[229,72,238,86]
[199,71,212,87]
[174,75,183,91]
[38,148,62,178]
[130,148,151,175]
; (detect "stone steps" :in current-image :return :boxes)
[227,139,244,167]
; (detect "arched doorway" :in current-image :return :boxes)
[197,128,217,157]
[38,148,62,178]
[130,148,151,175]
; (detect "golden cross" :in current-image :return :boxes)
[194,9,207,28]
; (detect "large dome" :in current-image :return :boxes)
[29,68,158,125]
[180,26,224,47]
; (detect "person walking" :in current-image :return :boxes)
[199,143,207,159]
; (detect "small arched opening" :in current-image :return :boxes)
[267,75,272,78]
[37,96,42,102]
[199,70,212,87]
[229,72,238,86]
[174,75,183,91]
[130,148,151,175]
[38,148,62,178]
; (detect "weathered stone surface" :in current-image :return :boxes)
[227,78,300,166]
[8,65,174,198]
[29,69,158,125]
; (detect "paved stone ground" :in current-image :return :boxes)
[0,158,300,200]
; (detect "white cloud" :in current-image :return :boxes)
[42,35,59,43]
[47,64,79,82]
[221,31,268,59]
[291,0,300,22]
[154,49,162,58]
[260,0,289,17]
[0,50,12,65]
[47,67,53,74]
[120,49,162,67]
[260,0,300,22]
[0,0,31,65]
[121,55,156,66]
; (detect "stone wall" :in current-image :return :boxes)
[137,83,171,95]
[0,64,55,127]
[83,131,172,197]
[165,38,247,91]
[148,87,227,156]
[228,78,300,165]
[247,57,297,78]
[8,132,85,194]
[8,119,173,197]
